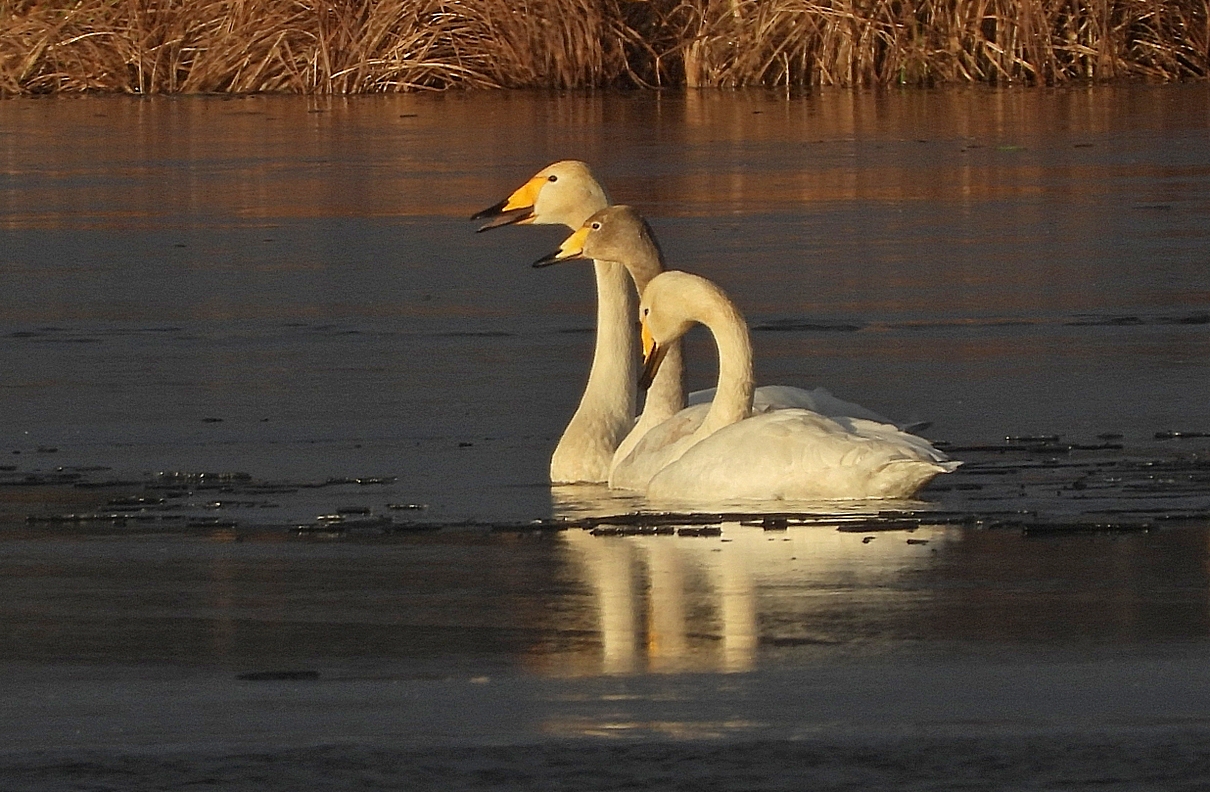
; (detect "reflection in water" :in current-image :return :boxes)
[553,484,955,674]
[564,530,641,674]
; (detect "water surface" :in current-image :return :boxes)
[2,87,1210,788]
[2,87,1208,522]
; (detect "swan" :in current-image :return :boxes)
[473,165,685,483]
[472,161,639,484]
[616,270,959,501]
[532,205,687,476]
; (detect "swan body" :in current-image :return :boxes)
[613,271,959,501]
[645,411,957,501]
[473,162,637,484]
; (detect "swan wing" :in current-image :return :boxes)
[688,385,896,425]
[608,403,710,491]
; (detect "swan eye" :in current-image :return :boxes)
[642,308,649,316]
[548,175,558,182]
[591,222,601,230]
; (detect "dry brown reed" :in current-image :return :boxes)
[1,0,1206,95]
[662,0,1210,86]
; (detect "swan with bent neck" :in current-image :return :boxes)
[473,163,683,484]
[616,270,959,502]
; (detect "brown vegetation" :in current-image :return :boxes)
[1,0,1206,95]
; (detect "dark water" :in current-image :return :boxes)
[2,87,1210,788]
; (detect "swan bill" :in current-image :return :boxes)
[472,201,534,231]
[532,225,592,268]
[471,175,546,231]
[639,321,668,391]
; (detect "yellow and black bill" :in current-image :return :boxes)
[638,320,668,391]
[532,225,591,269]
[470,176,544,232]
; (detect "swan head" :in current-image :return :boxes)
[472,160,609,232]
[532,206,665,291]
[638,271,739,390]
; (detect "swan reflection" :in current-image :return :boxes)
[550,486,953,675]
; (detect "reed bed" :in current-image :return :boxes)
[1,0,1206,95]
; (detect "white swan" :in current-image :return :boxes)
[472,161,639,484]
[615,270,959,501]
[532,205,687,476]
[474,166,685,483]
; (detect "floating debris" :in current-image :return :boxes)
[1156,431,1210,440]
[157,471,253,484]
[387,503,427,511]
[590,525,677,537]
[946,440,1121,453]
[26,512,185,524]
[1019,521,1151,534]
[242,484,299,494]
[107,496,165,508]
[187,518,237,528]
[837,519,922,533]
[677,526,722,537]
[294,524,345,536]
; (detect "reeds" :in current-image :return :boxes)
[1,0,1206,95]
[662,0,1210,86]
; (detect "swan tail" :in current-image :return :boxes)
[867,458,959,499]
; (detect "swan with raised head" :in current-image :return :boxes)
[473,164,685,484]
[472,161,639,484]
[533,205,688,475]
[619,270,959,501]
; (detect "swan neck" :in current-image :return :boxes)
[700,305,753,436]
[550,259,638,482]
[607,241,663,296]
[581,259,637,416]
